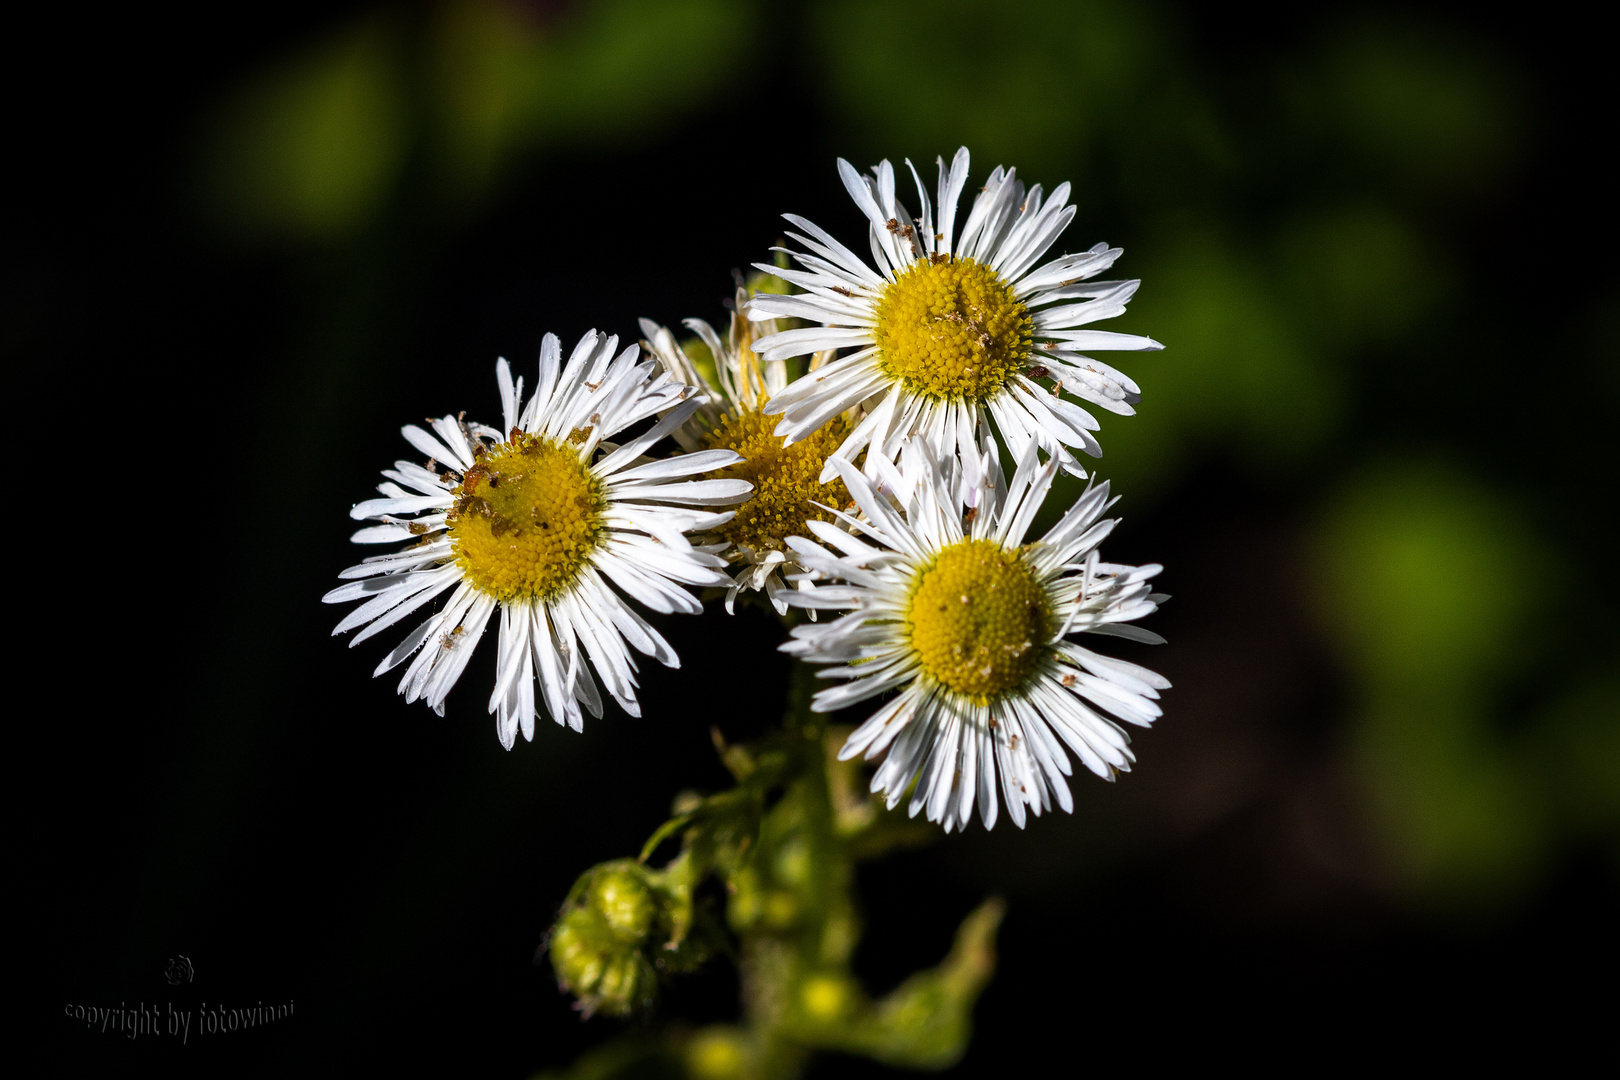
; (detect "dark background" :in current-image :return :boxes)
[21,0,1616,1074]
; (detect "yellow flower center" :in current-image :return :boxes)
[447,434,604,602]
[873,256,1034,402]
[700,404,850,554]
[905,539,1052,704]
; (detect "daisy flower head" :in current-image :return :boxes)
[748,147,1162,484]
[780,439,1170,832]
[640,289,855,614]
[324,330,753,748]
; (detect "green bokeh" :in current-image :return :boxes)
[1308,19,1526,196]
[431,0,757,191]
[1313,465,1542,687]
[810,0,1160,183]
[1310,466,1614,910]
[201,19,408,239]
[200,0,758,237]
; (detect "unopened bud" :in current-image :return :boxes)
[588,863,656,945]
[592,951,657,1015]
[685,1026,746,1079]
[549,906,657,1017]
[799,972,857,1022]
[548,861,669,1017]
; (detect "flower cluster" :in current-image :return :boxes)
[327,148,1169,830]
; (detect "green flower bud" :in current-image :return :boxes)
[685,1026,746,1079]
[587,863,657,945]
[550,908,611,995]
[772,838,811,888]
[799,972,857,1023]
[549,861,671,1017]
[763,889,799,930]
[592,952,658,1016]
[548,906,658,1017]
[726,864,763,932]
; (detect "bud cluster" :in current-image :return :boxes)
[547,862,665,1017]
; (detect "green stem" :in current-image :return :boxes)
[732,660,848,1079]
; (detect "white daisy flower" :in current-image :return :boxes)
[779,439,1169,831]
[748,147,1162,483]
[639,290,856,615]
[324,330,752,748]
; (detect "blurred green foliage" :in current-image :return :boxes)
[1313,466,1550,905]
[202,17,408,238]
[431,0,756,192]
[1273,204,1446,350]
[1312,466,1616,908]
[1532,677,1620,846]
[1301,21,1525,197]
[201,0,756,237]
[1095,232,1340,498]
[811,0,1166,186]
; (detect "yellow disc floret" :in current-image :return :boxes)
[873,256,1034,402]
[447,434,604,602]
[701,403,850,554]
[905,539,1053,704]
